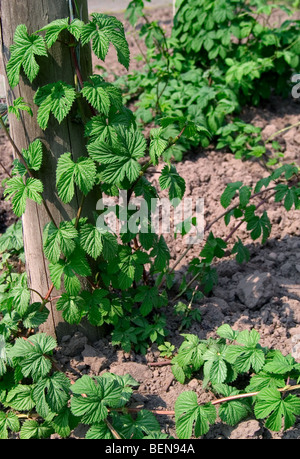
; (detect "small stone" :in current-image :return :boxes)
[76,363,87,372]
[268,252,277,261]
[290,327,300,361]
[229,420,262,439]
[262,124,277,141]
[81,344,108,375]
[61,335,71,343]
[109,362,152,383]
[281,262,293,276]
[295,264,300,273]
[277,253,286,263]
[236,271,277,309]
[63,332,88,357]
[188,378,199,389]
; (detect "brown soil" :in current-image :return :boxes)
[1,6,300,440]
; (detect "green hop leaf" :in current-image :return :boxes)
[6,24,47,88]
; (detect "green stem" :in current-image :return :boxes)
[265,120,300,145]
[28,287,46,303]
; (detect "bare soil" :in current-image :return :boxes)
[1,6,300,440]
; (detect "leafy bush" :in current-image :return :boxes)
[173,326,300,438]
[122,0,300,161]
[0,3,299,439]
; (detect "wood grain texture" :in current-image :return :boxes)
[0,0,101,340]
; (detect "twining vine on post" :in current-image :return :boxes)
[0,1,300,439]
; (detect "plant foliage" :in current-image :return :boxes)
[0,0,299,440]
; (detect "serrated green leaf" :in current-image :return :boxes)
[218,391,252,426]
[175,392,216,439]
[81,75,122,115]
[86,421,114,439]
[172,334,205,371]
[246,211,271,243]
[8,96,33,120]
[4,176,43,217]
[51,406,79,438]
[39,18,85,48]
[21,139,43,172]
[149,128,168,165]
[43,221,78,263]
[0,411,20,439]
[9,333,57,381]
[203,348,228,385]
[224,329,266,373]
[21,302,49,329]
[232,238,250,264]
[263,351,295,375]
[55,153,76,203]
[239,185,251,208]
[79,223,103,259]
[159,165,186,201]
[246,371,286,392]
[6,385,36,411]
[88,128,146,185]
[20,420,54,439]
[81,13,130,69]
[134,286,166,317]
[39,18,69,47]
[101,231,118,261]
[114,410,161,439]
[200,232,227,263]
[220,181,243,208]
[56,293,86,324]
[74,157,97,195]
[34,81,76,130]
[108,247,149,290]
[56,153,96,203]
[150,235,170,272]
[8,284,30,315]
[70,375,123,424]
[236,329,261,347]
[80,289,110,326]
[217,324,239,341]
[6,24,47,88]
[33,372,70,416]
[172,362,186,384]
[49,247,91,296]
[254,388,300,431]
[0,220,23,253]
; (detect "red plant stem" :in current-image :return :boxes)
[170,188,279,301]
[44,283,54,302]
[70,45,84,89]
[69,41,97,117]
[0,160,12,178]
[159,186,279,291]
[148,360,172,367]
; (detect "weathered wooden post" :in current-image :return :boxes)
[0,0,100,341]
